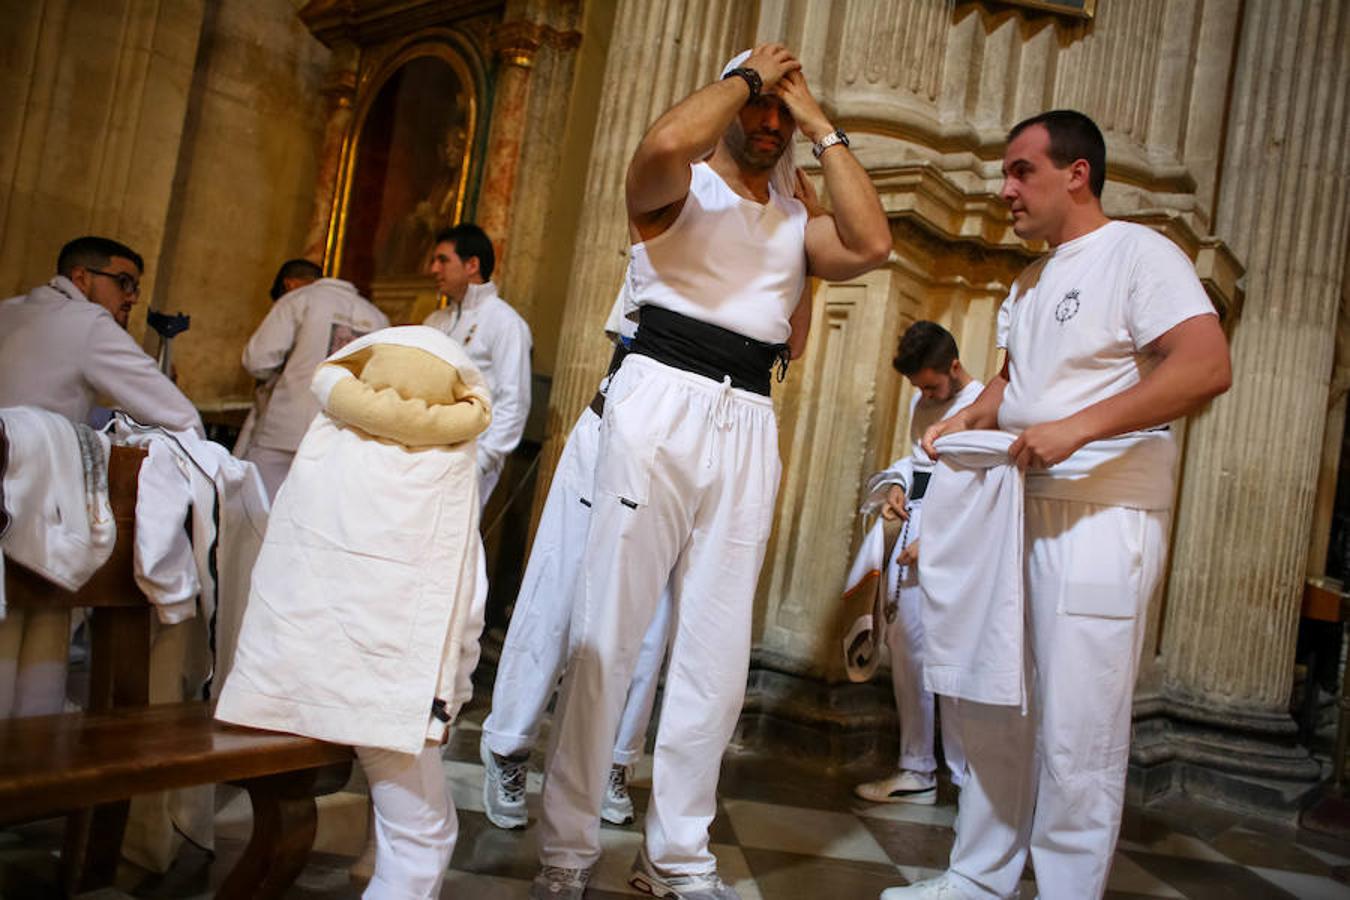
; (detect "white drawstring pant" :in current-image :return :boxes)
[538,355,780,874]
[357,741,455,900]
[484,406,672,766]
[945,497,1168,900]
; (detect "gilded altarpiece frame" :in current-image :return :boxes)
[326,30,490,324]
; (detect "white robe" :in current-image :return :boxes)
[217,326,490,754]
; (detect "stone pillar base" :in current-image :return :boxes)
[1127,693,1324,817]
[734,655,901,766]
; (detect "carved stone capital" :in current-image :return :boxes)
[493,21,544,69]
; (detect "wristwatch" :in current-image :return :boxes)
[722,66,762,101]
[812,128,850,159]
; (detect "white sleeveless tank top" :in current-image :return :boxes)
[626,162,808,344]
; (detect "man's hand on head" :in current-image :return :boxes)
[776,70,833,142]
[1008,418,1089,471]
[742,44,800,91]
[881,484,909,521]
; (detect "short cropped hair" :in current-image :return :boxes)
[894,321,958,376]
[270,258,323,300]
[1007,110,1107,198]
[433,223,495,281]
[57,236,144,278]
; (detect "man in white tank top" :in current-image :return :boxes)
[532,44,891,900]
[884,112,1231,900]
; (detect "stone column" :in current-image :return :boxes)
[488,0,584,323]
[534,0,752,498]
[1160,0,1350,789]
[303,40,358,265]
[476,20,545,265]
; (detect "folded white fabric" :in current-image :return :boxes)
[0,406,114,617]
[919,430,1025,707]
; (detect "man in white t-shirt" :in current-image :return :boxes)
[532,44,890,900]
[239,260,389,498]
[882,112,1231,900]
[851,322,980,806]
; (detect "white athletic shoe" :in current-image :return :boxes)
[879,874,975,898]
[854,769,938,805]
[601,763,635,825]
[629,846,741,899]
[480,738,529,829]
[530,865,593,899]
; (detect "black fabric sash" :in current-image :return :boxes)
[630,305,788,396]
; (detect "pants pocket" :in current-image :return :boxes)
[1059,508,1145,620]
[595,371,658,508]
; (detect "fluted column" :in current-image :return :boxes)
[303,40,358,265]
[534,0,752,501]
[490,0,583,325]
[1162,0,1350,769]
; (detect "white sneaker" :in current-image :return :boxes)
[480,738,529,829]
[855,769,937,805]
[879,874,974,898]
[530,864,593,899]
[629,846,740,899]
[601,763,635,825]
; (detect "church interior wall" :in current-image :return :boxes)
[155,0,332,410]
[4,0,1350,815]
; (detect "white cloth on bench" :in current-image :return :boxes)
[0,406,113,719]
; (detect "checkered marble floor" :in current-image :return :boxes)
[3,703,1349,899]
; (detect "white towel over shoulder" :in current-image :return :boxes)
[919,430,1024,707]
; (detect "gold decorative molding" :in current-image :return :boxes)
[492,21,543,68]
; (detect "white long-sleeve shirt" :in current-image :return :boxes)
[423,281,532,496]
[0,277,202,434]
[241,278,388,453]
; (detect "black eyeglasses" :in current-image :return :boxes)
[86,268,141,297]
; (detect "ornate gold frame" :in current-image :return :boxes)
[324,33,481,278]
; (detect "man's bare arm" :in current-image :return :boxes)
[777,72,890,280]
[626,44,799,221]
[1009,314,1231,469]
[920,358,1009,457]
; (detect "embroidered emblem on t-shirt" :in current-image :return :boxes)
[1054,289,1080,324]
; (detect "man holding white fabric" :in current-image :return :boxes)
[532,44,889,900]
[882,111,1231,900]
[852,322,980,806]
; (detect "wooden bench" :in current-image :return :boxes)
[0,701,353,898]
[3,444,354,896]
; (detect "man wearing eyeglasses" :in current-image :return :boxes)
[0,236,201,721]
[0,235,202,435]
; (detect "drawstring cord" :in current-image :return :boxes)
[706,375,734,468]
